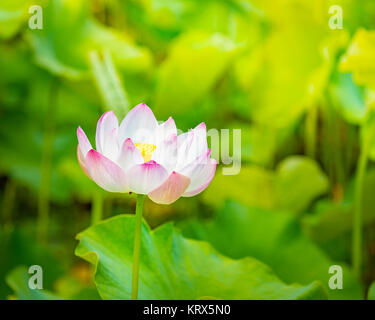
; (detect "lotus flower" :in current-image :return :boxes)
[77,103,217,204]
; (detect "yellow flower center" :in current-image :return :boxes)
[134,142,156,162]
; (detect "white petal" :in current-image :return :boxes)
[179,149,217,197]
[155,117,177,144]
[117,138,144,173]
[95,111,120,161]
[175,130,194,171]
[188,122,208,163]
[118,103,158,144]
[151,134,177,173]
[175,123,208,171]
[126,160,169,194]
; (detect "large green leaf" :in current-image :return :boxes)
[180,202,362,300]
[75,215,326,300]
[6,266,61,300]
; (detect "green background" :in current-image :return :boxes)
[1,0,375,300]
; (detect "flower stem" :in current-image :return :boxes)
[37,77,59,243]
[91,191,104,225]
[305,105,317,159]
[352,115,375,279]
[131,194,145,300]
[352,140,370,279]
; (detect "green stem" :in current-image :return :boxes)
[305,105,317,159]
[131,194,145,300]
[352,116,375,280]
[37,77,59,243]
[91,191,104,225]
[322,107,334,186]
[334,118,344,189]
[345,125,356,180]
[352,140,370,280]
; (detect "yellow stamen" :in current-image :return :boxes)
[134,142,156,162]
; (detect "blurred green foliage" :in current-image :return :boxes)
[1,0,375,300]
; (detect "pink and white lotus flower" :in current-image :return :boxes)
[77,103,217,204]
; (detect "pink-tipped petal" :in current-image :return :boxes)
[86,149,128,193]
[179,150,217,197]
[118,103,158,144]
[77,127,92,157]
[155,117,177,143]
[117,138,144,173]
[175,130,194,171]
[175,123,208,171]
[126,160,169,194]
[95,111,119,161]
[77,145,91,179]
[151,134,177,173]
[177,129,194,148]
[188,122,208,162]
[148,171,191,205]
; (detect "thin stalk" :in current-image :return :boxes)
[352,116,375,279]
[322,106,335,187]
[322,99,344,199]
[131,194,145,300]
[345,125,356,178]
[352,139,370,280]
[91,191,104,225]
[305,105,317,159]
[331,117,345,202]
[335,119,344,186]
[37,77,59,243]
